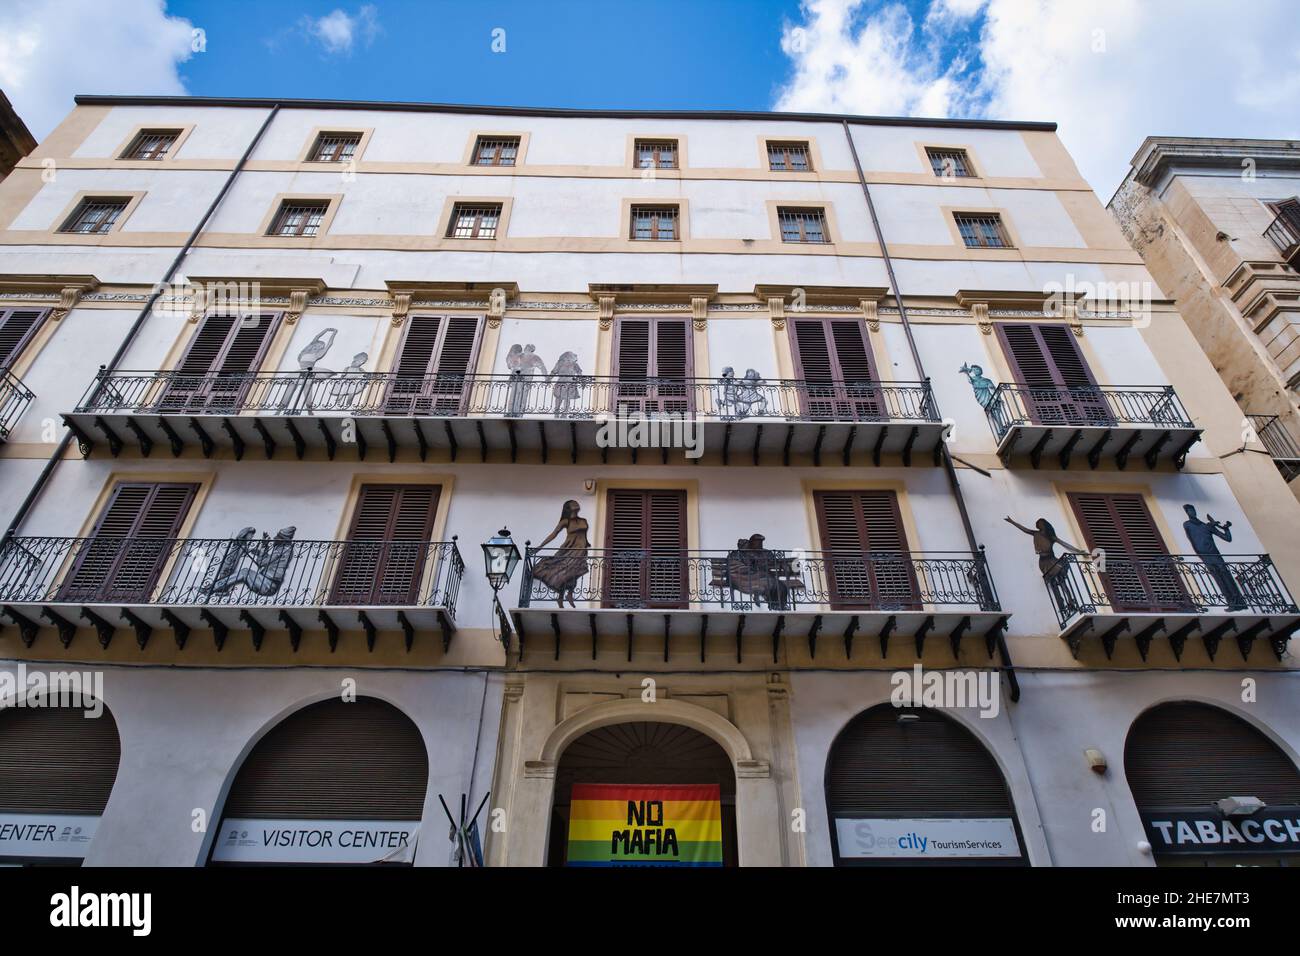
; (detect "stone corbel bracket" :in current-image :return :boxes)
[386,280,518,329]
[588,283,718,331]
[754,284,888,332]
[955,289,1068,336]
[183,275,327,323]
[0,274,99,321]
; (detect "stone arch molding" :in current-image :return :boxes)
[527,698,769,780]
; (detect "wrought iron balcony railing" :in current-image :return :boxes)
[517,547,999,612]
[1247,413,1300,482]
[1044,552,1297,630]
[0,534,464,619]
[1264,207,1300,262]
[985,384,1194,441]
[0,367,35,441]
[75,369,940,425]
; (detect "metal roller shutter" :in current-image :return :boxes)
[0,706,121,814]
[1125,702,1300,811]
[826,705,1013,815]
[221,697,428,820]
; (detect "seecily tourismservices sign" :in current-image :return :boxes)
[567,783,723,867]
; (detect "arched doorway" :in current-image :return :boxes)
[210,697,429,866]
[1126,702,1300,866]
[547,721,737,867]
[825,705,1026,865]
[0,703,120,864]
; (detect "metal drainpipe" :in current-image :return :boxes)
[841,120,1019,701]
[3,104,282,543]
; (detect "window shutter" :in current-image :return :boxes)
[61,482,197,602]
[1068,492,1187,611]
[0,705,121,815]
[996,323,1111,425]
[814,490,918,609]
[385,315,481,414]
[613,318,692,416]
[602,489,686,608]
[164,312,280,412]
[331,485,439,605]
[0,309,51,368]
[789,318,881,420]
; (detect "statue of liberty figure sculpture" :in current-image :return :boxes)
[960,363,1008,433]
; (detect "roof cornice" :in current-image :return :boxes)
[1131,136,1300,186]
[71,94,1057,132]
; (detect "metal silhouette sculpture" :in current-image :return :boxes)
[549,351,584,416]
[531,500,590,607]
[297,328,338,371]
[1183,504,1246,610]
[1005,515,1089,615]
[204,526,297,597]
[505,343,549,416]
[712,532,800,609]
[718,367,769,419]
[959,363,997,409]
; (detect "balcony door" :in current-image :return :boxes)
[330,484,440,605]
[612,317,692,417]
[602,489,687,609]
[59,482,198,603]
[996,323,1112,426]
[1067,492,1190,612]
[160,311,281,414]
[0,308,51,370]
[384,315,482,415]
[789,318,882,421]
[814,490,919,609]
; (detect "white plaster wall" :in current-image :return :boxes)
[10,169,229,232]
[76,106,272,160]
[706,318,778,379]
[852,124,1045,178]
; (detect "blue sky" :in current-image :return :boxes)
[2,1,1299,196]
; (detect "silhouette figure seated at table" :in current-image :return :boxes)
[709,533,803,610]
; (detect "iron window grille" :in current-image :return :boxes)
[778,207,829,243]
[635,140,678,169]
[269,201,330,237]
[60,198,129,235]
[630,205,679,240]
[122,129,180,161]
[927,147,973,178]
[309,132,362,163]
[768,142,812,172]
[955,213,1011,248]
[472,137,520,166]
[447,203,502,239]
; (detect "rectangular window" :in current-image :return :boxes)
[1067,492,1187,613]
[384,314,483,414]
[768,141,811,172]
[160,311,282,413]
[778,207,828,243]
[789,318,881,421]
[634,139,678,169]
[814,490,919,610]
[0,308,52,368]
[602,489,687,609]
[59,197,129,235]
[447,203,502,239]
[472,136,520,166]
[630,204,679,240]
[954,213,1011,248]
[612,317,692,416]
[926,147,973,178]
[995,323,1112,426]
[269,200,329,237]
[122,129,180,160]
[331,485,441,605]
[309,132,362,163]
[59,482,199,603]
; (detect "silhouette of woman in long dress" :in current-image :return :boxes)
[1005,515,1089,614]
[531,500,590,607]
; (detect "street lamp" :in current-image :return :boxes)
[481,528,521,593]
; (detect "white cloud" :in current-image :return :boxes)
[0,0,194,140]
[301,5,381,55]
[775,0,1300,198]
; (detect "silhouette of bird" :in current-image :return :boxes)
[297,328,337,370]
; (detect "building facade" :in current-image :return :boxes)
[0,97,1298,867]
[1110,137,1300,499]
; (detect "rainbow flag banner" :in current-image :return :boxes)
[567,783,723,867]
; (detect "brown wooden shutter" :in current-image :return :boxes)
[826,705,1023,865]
[0,308,51,369]
[996,323,1111,425]
[602,489,686,608]
[331,484,439,605]
[1125,702,1300,812]
[60,482,197,602]
[789,318,881,420]
[385,315,481,414]
[1068,492,1187,611]
[218,697,428,821]
[612,317,693,416]
[0,705,121,817]
[164,312,281,412]
[814,490,919,609]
